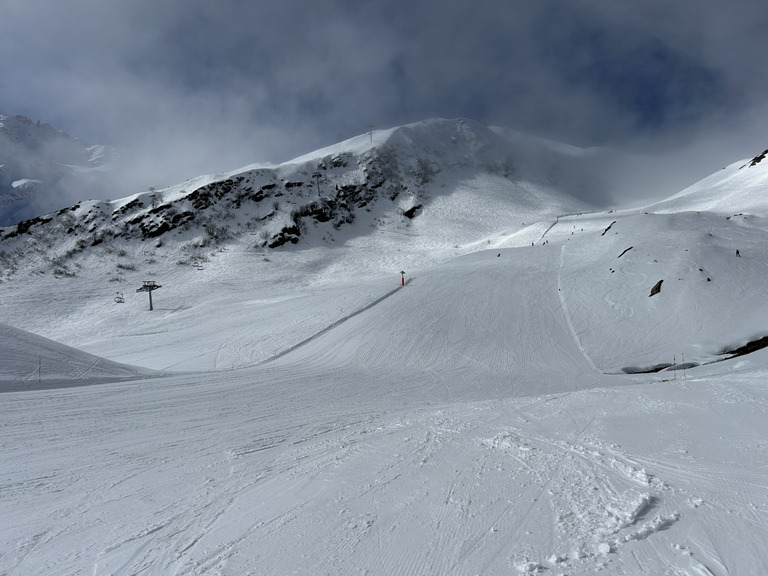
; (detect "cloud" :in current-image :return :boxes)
[1,0,766,200]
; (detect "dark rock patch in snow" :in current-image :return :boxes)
[268,225,301,248]
[2,214,53,239]
[663,362,699,371]
[623,335,768,375]
[720,335,768,358]
[621,363,673,374]
[748,149,768,167]
[402,204,422,219]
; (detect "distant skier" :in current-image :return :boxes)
[736,249,741,257]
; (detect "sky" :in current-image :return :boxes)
[1,0,767,199]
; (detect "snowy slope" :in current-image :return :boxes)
[557,209,768,372]
[1,130,768,575]
[645,148,768,216]
[0,322,154,391]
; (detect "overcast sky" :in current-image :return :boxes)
[1,0,766,198]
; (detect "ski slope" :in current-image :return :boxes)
[2,147,768,575]
[3,319,767,575]
[0,322,154,391]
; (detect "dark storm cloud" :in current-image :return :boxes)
[535,5,728,132]
[1,0,766,199]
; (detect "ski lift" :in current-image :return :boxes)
[136,281,162,311]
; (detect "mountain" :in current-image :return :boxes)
[0,118,608,281]
[2,120,768,575]
[1,117,767,371]
[0,114,117,226]
[1,119,767,373]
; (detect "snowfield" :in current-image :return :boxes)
[2,124,768,575]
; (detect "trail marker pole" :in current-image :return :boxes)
[136,280,162,311]
[400,271,405,286]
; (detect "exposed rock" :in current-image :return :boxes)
[749,149,768,167]
[403,204,422,219]
[721,335,768,358]
[601,221,617,236]
[268,225,301,248]
[622,363,673,374]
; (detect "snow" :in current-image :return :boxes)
[284,126,398,166]
[2,131,768,574]
[11,178,42,188]
[85,145,107,163]
[646,156,768,215]
[0,322,154,391]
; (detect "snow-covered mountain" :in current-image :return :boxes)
[0,118,610,280]
[2,119,768,575]
[1,116,766,372]
[0,114,117,226]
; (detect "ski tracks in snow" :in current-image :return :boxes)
[469,422,679,573]
[207,406,690,575]
[557,244,600,373]
[4,372,764,575]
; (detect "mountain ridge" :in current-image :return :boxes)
[0,118,607,281]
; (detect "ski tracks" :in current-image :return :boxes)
[557,244,600,373]
[473,424,687,574]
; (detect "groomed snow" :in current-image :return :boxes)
[2,142,768,575]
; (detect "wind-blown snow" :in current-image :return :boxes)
[2,125,768,575]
